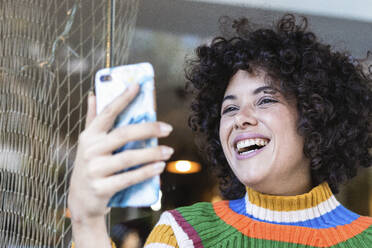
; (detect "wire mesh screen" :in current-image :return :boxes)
[0,0,139,247]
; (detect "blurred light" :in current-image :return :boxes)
[65,208,71,218]
[151,190,162,211]
[176,161,191,172]
[211,195,222,203]
[166,160,201,174]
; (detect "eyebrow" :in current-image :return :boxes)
[222,95,236,103]
[222,86,278,104]
[253,86,278,95]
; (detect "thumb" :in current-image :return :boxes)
[85,91,96,128]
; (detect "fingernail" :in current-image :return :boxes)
[162,147,174,157]
[160,122,173,134]
[154,162,166,171]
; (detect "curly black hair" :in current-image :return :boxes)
[186,14,372,199]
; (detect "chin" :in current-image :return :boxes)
[236,172,268,188]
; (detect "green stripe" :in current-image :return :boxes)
[176,202,372,248]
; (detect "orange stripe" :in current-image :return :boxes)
[213,201,372,247]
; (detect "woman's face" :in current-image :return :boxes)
[219,70,311,195]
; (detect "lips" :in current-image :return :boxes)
[232,133,271,160]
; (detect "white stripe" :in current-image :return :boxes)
[154,211,195,248]
[144,243,176,248]
[245,194,340,223]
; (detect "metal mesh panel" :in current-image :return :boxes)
[0,0,139,247]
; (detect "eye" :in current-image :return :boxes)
[222,105,239,115]
[258,97,278,105]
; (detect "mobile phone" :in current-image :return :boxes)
[95,62,159,208]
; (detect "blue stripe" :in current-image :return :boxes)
[229,197,360,229]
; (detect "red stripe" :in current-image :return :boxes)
[169,209,204,248]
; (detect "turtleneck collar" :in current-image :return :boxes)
[245,182,333,212]
[228,182,360,228]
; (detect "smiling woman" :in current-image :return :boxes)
[69,14,372,248]
[146,14,372,247]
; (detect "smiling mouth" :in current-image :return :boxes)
[235,138,270,155]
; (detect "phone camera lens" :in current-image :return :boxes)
[100,75,112,82]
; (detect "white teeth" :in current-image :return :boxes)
[236,138,269,150]
[240,149,258,155]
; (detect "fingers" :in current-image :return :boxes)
[92,145,174,176]
[85,91,97,128]
[93,122,173,154]
[102,162,166,195]
[88,83,140,133]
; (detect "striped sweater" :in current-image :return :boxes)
[144,182,372,247]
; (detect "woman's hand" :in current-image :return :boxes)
[68,84,173,247]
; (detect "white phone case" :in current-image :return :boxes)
[95,62,159,208]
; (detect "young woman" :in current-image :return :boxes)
[68,15,372,247]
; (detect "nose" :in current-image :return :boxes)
[234,109,258,129]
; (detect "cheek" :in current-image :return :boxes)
[219,118,232,150]
[219,120,226,148]
[264,106,298,133]
[269,108,304,155]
